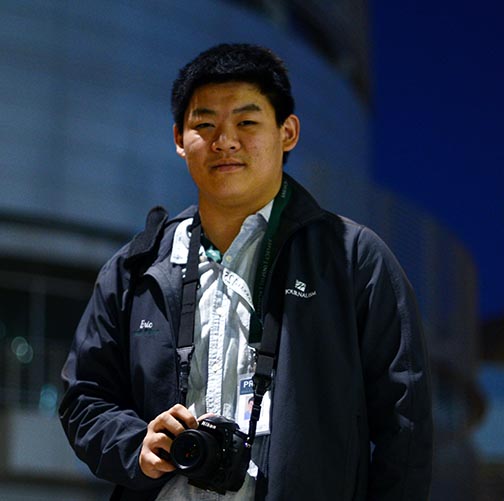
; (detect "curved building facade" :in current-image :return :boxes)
[0,1,480,499]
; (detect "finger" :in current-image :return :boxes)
[154,445,177,474]
[167,403,199,429]
[197,412,215,422]
[142,449,176,477]
[148,430,174,453]
[152,413,187,436]
[153,405,198,434]
[140,438,176,479]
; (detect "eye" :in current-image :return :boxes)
[194,122,214,130]
[238,120,257,126]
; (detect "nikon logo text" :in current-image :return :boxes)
[201,421,217,430]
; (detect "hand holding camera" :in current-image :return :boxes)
[140,404,251,494]
[170,414,251,494]
[139,404,198,479]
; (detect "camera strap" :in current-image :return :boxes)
[249,178,290,344]
[246,179,290,444]
[176,179,290,443]
[176,211,202,406]
[246,310,281,444]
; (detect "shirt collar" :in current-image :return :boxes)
[256,198,273,223]
[170,199,274,265]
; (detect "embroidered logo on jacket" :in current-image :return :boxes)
[285,279,317,299]
[294,280,306,292]
[139,319,153,329]
[133,319,159,337]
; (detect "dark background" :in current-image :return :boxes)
[369,0,504,320]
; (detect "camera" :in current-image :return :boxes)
[170,415,251,494]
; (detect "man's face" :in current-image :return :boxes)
[174,81,299,213]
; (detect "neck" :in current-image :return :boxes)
[198,199,270,253]
[198,205,248,254]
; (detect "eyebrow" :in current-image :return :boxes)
[233,103,262,114]
[189,103,262,118]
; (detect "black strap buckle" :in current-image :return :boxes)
[177,345,195,405]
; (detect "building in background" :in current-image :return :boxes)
[0,1,492,499]
[475,317,504,500]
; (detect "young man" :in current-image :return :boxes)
[60,44,433,500]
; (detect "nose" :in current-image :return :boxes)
[211,126,240,153]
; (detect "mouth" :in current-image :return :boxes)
[210,160,246,172]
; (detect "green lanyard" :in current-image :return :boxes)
[249,177,291,344]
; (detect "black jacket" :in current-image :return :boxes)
[60,174,433,500]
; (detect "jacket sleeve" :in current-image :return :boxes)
[354,227,433,500]
[59,254,169,491]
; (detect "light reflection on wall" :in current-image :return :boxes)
[10,337,34,365]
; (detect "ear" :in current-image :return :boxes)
[281,114,300,153]
[173,124,186,158]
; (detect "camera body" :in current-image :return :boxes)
[170,415,251,494]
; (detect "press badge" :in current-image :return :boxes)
[236,374,271,435]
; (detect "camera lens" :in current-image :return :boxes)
[171,429,221,475]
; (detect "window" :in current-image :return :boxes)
[0,266,94,413]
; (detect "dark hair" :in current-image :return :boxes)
[171,43,295,133]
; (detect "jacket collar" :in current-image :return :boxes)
[281,172,324,225]
[269,172,326,252]
[125,173,325,269]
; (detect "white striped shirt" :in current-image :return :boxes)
[156,201,272,500]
